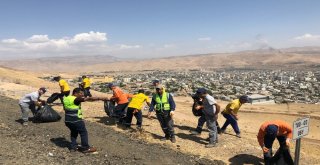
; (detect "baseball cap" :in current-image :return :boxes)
[53,76,60,81]
[239,95,250,103]
[196,88,207,95]
[138,89,145,93]
[153,80,160,85]
[266,125,278,137]
[39,87,47,93]
[107,83,114,88]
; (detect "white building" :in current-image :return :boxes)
[248,94,275,104]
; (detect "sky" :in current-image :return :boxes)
[0,0,320,59]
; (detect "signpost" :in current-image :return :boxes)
[293,117,310,165]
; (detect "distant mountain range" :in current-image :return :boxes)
[0,46,319,73]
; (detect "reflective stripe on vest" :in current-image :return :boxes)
[63,96,83,122]
[154,92,170,111]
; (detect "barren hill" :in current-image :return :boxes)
[0,47,319,73]
[0,67,320,164]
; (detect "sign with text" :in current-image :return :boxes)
[293,117,310,140]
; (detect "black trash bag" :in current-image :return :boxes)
[104,100,115,117]
[191,94,203,116]
[47,93,60,104]
[267,147,294,165]
[192,102,203,116]
[34,104,61,122]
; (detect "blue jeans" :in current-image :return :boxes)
[83,87,92,97]
[205,115,217,143]
[221,113,240,134]
[65,120,90,150]
[195,114,206,132]
[195,114,221,133]
[125,107,142,127]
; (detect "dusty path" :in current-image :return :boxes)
[0,96,224,165]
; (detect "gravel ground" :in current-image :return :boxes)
[0,95,225,165]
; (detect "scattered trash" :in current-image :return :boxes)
[48,152,53,157]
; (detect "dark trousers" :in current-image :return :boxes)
[156,110,175,138]
[114,103,128,122]
[221,113,240,134]
[195,114,221,133]
[65,120,90,150]
[83,87,92,97]
[125,107,142,128]
[205,115,218,144]
[264,135,289,164]
[59,91,70,104]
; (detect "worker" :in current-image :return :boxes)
[81,75,92,97]
[148,84,176,143]
[124,89,150,130]
[53,76,70,103]
[220,95,250,138]
[190,91,222,136]
[18,87,47,126]
[63,87,108,153]
[108,83,131,124]
[194,88,221,148]
[257,120,293,164]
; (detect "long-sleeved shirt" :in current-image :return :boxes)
[111,87,129,104]
[257,120,293,147]
[149,93,175,112]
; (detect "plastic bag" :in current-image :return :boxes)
[104,100,116,117]
[266,147,294,165]
[34,104,61,122]
[192,102,203,116]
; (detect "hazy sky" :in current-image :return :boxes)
[0,0,320,59]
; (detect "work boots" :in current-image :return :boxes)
[82,147,97,153]
[160,134,170,141]
[205,142,217,148]
[170,136,176,143]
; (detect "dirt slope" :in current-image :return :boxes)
[0,96,224,165]
[1,66,320,164]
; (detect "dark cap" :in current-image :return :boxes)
[53,76,61,81]
[107,83,114,88]
[39,87,47,93]
[153,80,160,85]
[239,95,250,103]
[196,88,207,95]
[266,125,278,137]
[138,89,145,93]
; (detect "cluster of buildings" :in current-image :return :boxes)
[46,69,319,104]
